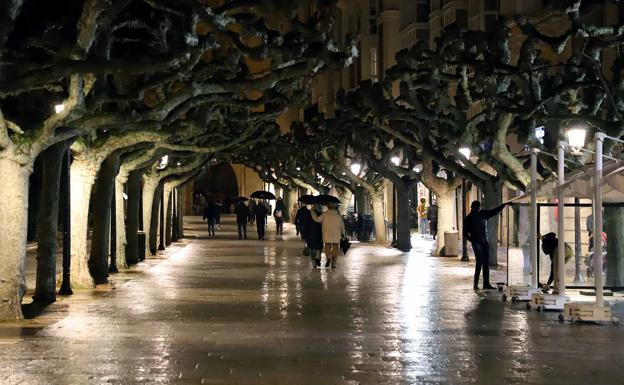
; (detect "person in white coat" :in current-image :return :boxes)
[311,203,345,268]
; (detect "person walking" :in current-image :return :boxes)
[463,200,507,290]
[202,200,219,237]
[427,201,439,240]
[249,199,257,224]
[311,203,345,268]
[254,200,269,240]
[418,198,429,236]
[304,206,324,268]
[291,203,300,235]
[215,200,222,229]
[235,201,251,240]
[274,197,286,235]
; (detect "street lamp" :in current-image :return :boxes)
[350,162,362,175]
[391,156,400,166]
[459,147,471,159]
[54,104,65,114]
[566,125,587,155]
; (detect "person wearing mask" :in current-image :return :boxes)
[254,200,269,240]
[463,200,507,290]
[202,201,219,237]
[235,201,251,240]
[418,198,429,236]
[311,203,346,268]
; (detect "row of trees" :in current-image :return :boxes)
[0,0,357,320]
[0,0,622,321]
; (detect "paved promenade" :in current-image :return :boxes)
[0,216,622,385]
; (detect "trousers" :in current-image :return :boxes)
[237,222,247,239]
[256,221,265,240]
[472,240,490,288]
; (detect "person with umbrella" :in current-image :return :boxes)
[250,191,275,240]
[249,199,257,225]
[234,198,251,240]
[274,197,286,235]
[311,196,345,268]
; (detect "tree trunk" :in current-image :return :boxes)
[435,192,455,256]
[89,154,120,284]
[483,179,502,267]
[394,183,412,252]
[124,169,143,265]
[355,187,371,215]
[164,187,173,246]
[177,187,185,238]
[70,158,98,288]
[142,177,160,256]
[149,183,164,255]
[27,157,42,242]
[606,206,624,287]
[33,141,67,304]
[371,191,387,245]
[283,187,298,221]
[0,157,31,320]
[172,188,179,241]
[114,173,128,271]
[335,186,352,216]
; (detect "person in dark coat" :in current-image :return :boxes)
[427,202,439,240]
[303,206,323,267]
[295,205,312,241]
[235,201,251,240]
[274,197,286,235]
[202,201,219,237]
[463,200,507,290]
[254,201,269,240]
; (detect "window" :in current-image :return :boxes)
[484,0,499,12]
[370,47,378,80]
[416,1,430,22]
[456,9,468,29]
[485,14,497,32]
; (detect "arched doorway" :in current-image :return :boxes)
[193,163,239,213]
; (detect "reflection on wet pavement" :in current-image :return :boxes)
[0,216,623,384]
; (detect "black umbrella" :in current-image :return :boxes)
[250,190,276,200]
[315,194,341,205]
[298,194,317,204]
[340,237,351,255]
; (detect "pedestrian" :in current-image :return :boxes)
[263,200,271,225]
[427,201,439,240]
[463,200,507,290]
[235,201,251,240]
[215,200,222,229]
[304,206,324,267]
[311,203,346,268]
[418,198,429,235]
[254,199,269,240]
[249,199,257,224]
[291,203,300,235]
[274,197,286,235]
[202,200,219,237]
[295,203,311,242]
[540,232,573,293]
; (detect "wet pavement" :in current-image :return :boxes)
[1,216,623,385]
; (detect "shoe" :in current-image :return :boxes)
[483,284,496,290]
[473,285,479,290]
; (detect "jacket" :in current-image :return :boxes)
[427,204,438,221]
[302,208,323,250]
[311,208,345,244]
[202,202,219,220]
[463,204,505,243]
[254,203,268,221]
[234,202,250,223]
